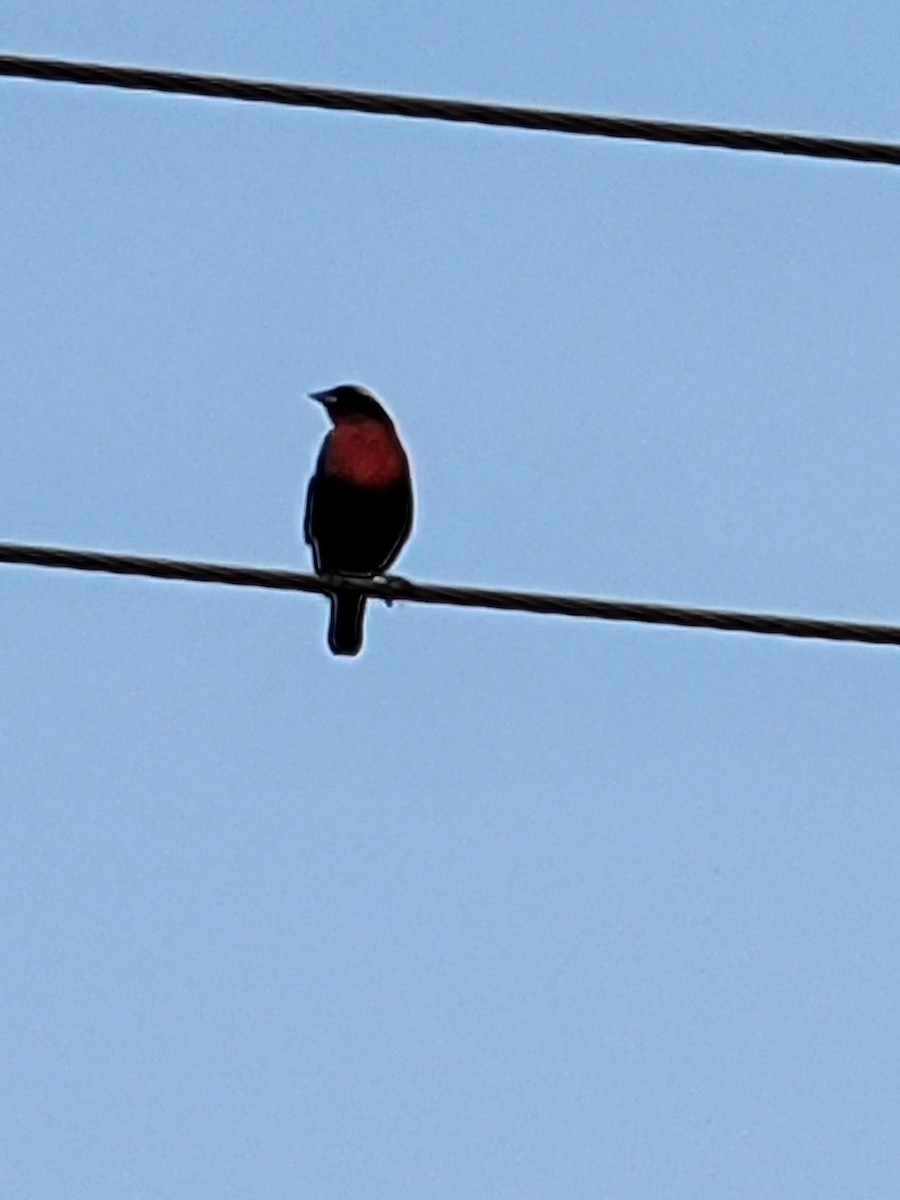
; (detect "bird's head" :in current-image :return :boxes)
[309,384,393,426]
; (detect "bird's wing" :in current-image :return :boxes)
[303,435,331,547]
[393,482,415,564]
[303,476,315,547]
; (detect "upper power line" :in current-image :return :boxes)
[3,53,900,168]
[1,541,898,649]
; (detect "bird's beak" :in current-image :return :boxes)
[309,390,334,405]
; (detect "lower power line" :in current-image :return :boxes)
[0,541,896,648]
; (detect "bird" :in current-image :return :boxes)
[304,384,414,656]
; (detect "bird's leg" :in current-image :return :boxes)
[322,570,404,608]
[320,569,372,593]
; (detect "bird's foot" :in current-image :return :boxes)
[373,573,408,608]
[319,571,405,608]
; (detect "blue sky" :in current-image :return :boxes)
[3,3,900,1197]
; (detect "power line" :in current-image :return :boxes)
[2,53,900,168]
[0,541,897,648]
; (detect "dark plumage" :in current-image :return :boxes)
[304,384,414,656]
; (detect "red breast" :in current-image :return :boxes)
[324,419,409,488]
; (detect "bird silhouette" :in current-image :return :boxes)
[304,384,414,655]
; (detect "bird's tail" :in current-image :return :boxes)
[328,592,367,656]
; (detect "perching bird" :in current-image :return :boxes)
[304,384,414,656]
